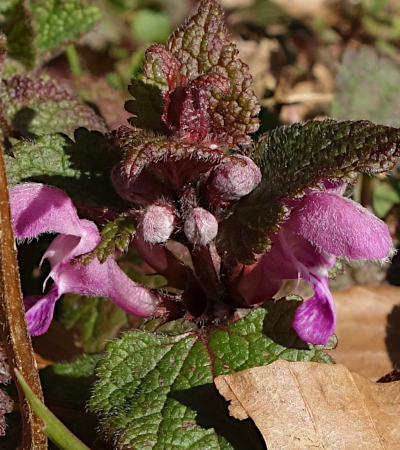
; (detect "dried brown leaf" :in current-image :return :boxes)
[330,285,400,380]
[215,360,400,449]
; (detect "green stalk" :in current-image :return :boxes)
[15,369,90,450]
[66,44,82,76]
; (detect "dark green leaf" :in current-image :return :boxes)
[4,129,121,205]
[125,80,165,132]
[89,308,330,448]
[81,216,136,264]
[218,119,400,263]
[2,0,37,69]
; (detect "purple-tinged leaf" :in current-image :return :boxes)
[1,76,107,139]
[127,0,260,148]
[166,0,260,147]
[115,126,229,191]
[218,119,400,264]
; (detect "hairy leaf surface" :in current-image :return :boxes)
[128,0,260,147]
[218,119,400,263]
[4,129,120,205]
[89,308,330,449]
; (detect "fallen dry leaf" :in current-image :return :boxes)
[215,360,400,449]
[330,285,400,380]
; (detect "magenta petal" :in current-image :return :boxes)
[9,183,99,245]
[292,276,336,345]
[24,285,60,336]
[55,257,159,317]
[288,192,392,259]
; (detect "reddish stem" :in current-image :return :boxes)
[0,145,47,448]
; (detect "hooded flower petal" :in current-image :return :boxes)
[54,257,159,317]
[24,286,60,336]
[10,183,159,336]
[292,275,336,345]
[238,186,393,346]
[287,191,392,260]
[10,183,98,243]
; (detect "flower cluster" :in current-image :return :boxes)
[8,0,395,346]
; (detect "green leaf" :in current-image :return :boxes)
[32,0,101,51]
[15,368,90,450]
[89,307,331,448]
[60,295,129,353]
[218,119,400,263]
[4,134,80,186]
[373,179,400,217]
[125,79,165,132]
[331,46,400,127]
[4,129,121,205]
[2,0,37,69]
[131,9,171,43]
[81,216,136,264]
[1,75,106,139]
[2,0,100,69]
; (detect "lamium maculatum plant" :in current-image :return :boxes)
[2,0,400,447]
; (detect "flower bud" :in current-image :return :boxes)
[184,207,218,246]
[141,204,176,244]
[111,163,168,206]
[206,155,261,207]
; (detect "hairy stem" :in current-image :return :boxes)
[0,145,47,449]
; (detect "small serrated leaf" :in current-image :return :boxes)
[125,79,165,132]
[166,0,260,147]
[218,119,400,264]
[32,0,101,51]
[128,0,260,147]
[81,216,136,264]
[1,76,106,139]
[89,308,330,448]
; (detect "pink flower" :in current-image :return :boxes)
[10,183,159,336]
[238,182,393,345]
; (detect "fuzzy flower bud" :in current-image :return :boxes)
[184,207,218,246]
[206,155,261,207]
[141,204,176,244]
[111,163,168,206]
